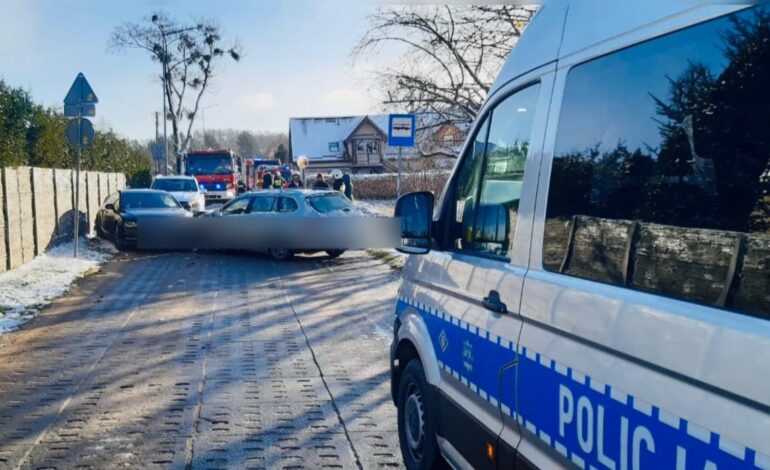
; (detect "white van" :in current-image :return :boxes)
[390,3,770,469]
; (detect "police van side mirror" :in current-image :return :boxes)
[394,191,434,255]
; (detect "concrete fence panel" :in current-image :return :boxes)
[116,173,126,190]
[17,167,35,264]
[54,169,73,242]
[86,172,100,236]
[98,172,109,205]
[32,167,56,255]
[1,166,126,271]
[3,168,23,269]
[0,170,8,272]
[74,170,88,237]
[108,173,118,195]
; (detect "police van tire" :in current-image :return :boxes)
[397,359,442,470]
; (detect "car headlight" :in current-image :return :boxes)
[124,221,137,228]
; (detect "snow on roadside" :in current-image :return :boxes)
[0,237,117,334]
[355,199,396,218]
[355,199,409,269]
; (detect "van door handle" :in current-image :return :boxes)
[482,290,508,314]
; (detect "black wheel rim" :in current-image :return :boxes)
[404,382,425,462]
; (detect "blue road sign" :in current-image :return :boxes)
[64,73,98,106]
[64,103,95,118]
[66,118,95,148]
[388,114,416,147]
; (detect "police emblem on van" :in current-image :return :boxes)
[438,330,448,353]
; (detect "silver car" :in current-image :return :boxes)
[208,189,363,260]
[151,175,206,212]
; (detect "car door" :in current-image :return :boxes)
[274,196,298,217]
[398,67,554,469]
[219,195,253,216]
[248,195,277,217]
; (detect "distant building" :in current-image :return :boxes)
[288,114,467,173]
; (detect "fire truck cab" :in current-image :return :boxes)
[183,149,241,201]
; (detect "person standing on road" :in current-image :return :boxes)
[331,169,344,192]
[272,171,285,189]
[342,173,353,200]
[285,173,304,188]
[313,173,330,189]
[262,171,273,190]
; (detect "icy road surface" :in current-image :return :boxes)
[0,250,404,469]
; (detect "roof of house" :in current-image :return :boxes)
[289,116,366,161]
[289,113,468,162]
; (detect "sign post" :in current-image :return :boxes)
[388,114,416,198]
[63,73,98,258]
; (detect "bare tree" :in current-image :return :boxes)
[110,13,241,161]
[353,5,537,128]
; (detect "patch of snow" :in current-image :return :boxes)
[356,199,396,218]
[0,237,116,334]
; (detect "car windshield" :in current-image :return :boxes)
[151,178,197,192]
[307,194,353,213]
[187,155,232,175]
[121,192,180,210]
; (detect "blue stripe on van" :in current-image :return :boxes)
[396,296,768,470]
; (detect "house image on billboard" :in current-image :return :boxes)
[288,114,468,173]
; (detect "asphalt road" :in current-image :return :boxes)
[0,250,403,469]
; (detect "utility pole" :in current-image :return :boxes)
[162,80,168,175]
[155,111,159,141]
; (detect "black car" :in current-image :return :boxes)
[95,189,190,250]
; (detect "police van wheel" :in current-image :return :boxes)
[398,359,442,470]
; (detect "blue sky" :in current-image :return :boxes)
[1,0,397,141]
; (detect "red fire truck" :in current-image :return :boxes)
[183,149,241,201]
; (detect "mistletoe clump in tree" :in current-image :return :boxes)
[110,13,241,163]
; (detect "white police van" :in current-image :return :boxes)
[390,2,770,469]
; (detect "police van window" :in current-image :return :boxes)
[543,7,770,319]
[453,83,541,258]
[473,84,540,257]
[453,115,490,251]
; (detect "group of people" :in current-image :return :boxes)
[258,168,353,199]
[260,170,304,190]
[311,169,353,199]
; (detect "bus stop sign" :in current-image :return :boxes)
[388,114,416,147]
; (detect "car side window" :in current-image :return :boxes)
[251,196,276,213]
[452,83,541,259]
[221,197,251,216]
[277,197,298,213]
[543,6,770,320]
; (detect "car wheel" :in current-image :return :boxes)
[398,359,443,470]
[268,248,293,261]
[114,224,127,251]
[326,249,345,259]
